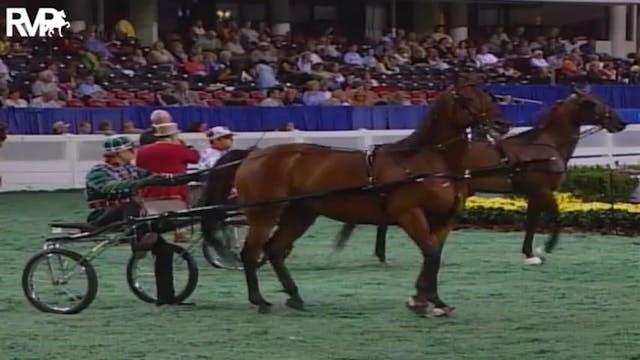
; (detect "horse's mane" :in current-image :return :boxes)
[384,96,444,155]
[510,99,571,142]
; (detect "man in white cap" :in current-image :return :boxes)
[140,109,172,145]
[198,126,234,170]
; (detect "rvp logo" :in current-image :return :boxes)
[6,8,70,37]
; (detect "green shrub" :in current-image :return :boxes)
[559,166,638,202]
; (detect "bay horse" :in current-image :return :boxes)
[336,88,627,265]
[202,76,510,316]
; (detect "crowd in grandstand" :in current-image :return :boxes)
[1,17,640,119]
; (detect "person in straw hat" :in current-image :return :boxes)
[139,109,172,146]
[136,121,200,206]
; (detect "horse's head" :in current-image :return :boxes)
[567,87,626,133]
[0,122,7,148]
[445,74,511,136]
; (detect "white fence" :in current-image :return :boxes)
[1,126,640,192]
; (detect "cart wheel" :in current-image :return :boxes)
[202,220,267,270]
[126,243,198,304]
[22,248,98,314]
[202,221,293,270]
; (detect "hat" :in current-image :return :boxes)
[154,122,180,138]
[52,121,69,128]
[206,126,233,140]
[103,136,135,155]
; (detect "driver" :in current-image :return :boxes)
[85,136,192,306]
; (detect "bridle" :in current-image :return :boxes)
[432,84,498,150]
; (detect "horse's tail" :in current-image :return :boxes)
[334,223,358,251]
[200,148,253,259]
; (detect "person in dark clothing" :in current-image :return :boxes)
[85,136,193,306]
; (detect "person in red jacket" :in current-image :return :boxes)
[136,122,200,205]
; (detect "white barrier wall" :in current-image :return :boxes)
[1,126,639,192]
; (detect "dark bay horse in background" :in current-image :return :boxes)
[336,88,627,265]
[202,76,510,316]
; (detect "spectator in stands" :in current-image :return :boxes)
[599,61,618,82]
[260,87,284,106]
[579,38,597,56]
[183,52,208,76]
[2,89,28,107]
[76,75,107,99]
[122,121,143,134]
[529,50,551,76]
[302,80,331,105]
[140,109,172,145]
[558,53,585,80]
[431,25,452,43]
[499,60,522,79]
[224,34,246,56]
[168,41,188,63]
[488,27,510,52]
[187,121,207,133]
[114,18,136,39]
[156,84,180,106]
[78,121,92,134]
[426,48,450,70]
[0,35,9,56]
[255,60,280,90]
[343,45,364,65]
[131,49,147,67]
[147,41,175,65]
[190,19,206,40]
[475,45,500,67]
[435,38,455,60]
[0,59,9,84]
[240,21,260,45]
[173,81,203,105]
[97,120,114,135]
[83,30,113,59]
[250,42,279,64]
[194,31,221,52]
[32,70,61,98]
[51,121,69,134]
[282,87,303,106]
[31,90,64,108]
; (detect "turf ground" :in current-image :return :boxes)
[0,191,638,360]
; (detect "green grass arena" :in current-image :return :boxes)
[1,191,638,360]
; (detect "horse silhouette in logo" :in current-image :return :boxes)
[43,9,70,36]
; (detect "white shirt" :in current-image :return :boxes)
[198,147,227,170]
[476,53,499,66]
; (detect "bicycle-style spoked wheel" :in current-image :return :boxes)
[126,243,198,304]
[22,248,98,314]
[201,219,270,270]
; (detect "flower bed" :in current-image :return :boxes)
[456,193,640,236]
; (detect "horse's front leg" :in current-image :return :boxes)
[523,195,543,265]
[539,192,561,258]
[396,208,453,317]
[374,225,388,263]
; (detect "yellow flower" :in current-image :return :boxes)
[464,192,640,213]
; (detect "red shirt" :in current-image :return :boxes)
[184,61,207,74]
[136,142,200,205]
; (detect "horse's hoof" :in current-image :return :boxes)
[405,297,428,316]
[285,297,305,311]
[258,303,272,314]
[432,306,455,317]
[524,256,544,266]
[534,247,548,259]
